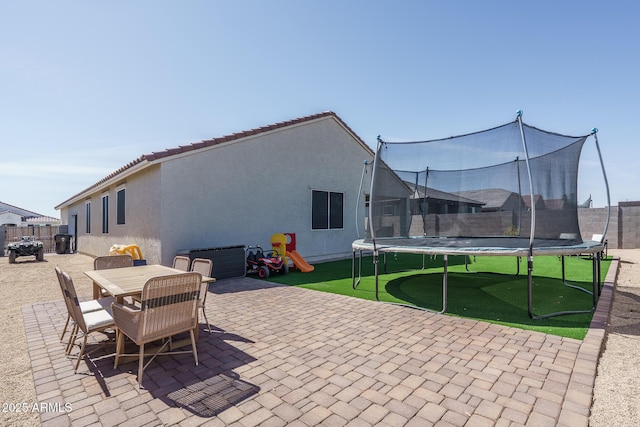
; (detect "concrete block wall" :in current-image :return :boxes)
[415,212,514,237]
[578,206,618,248]
[618,202,640,249]
[400,204,637,249]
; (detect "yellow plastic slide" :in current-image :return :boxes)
[287,250,315,273]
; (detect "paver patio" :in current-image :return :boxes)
[24,258,617,426]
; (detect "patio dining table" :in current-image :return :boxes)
[85,264,216,343]
[85,264,216,302]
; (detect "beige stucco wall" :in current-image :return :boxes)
[60,165,163,263]
[58,116,373,266]
[159,117,373,264]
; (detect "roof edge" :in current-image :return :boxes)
[55,111,373,211]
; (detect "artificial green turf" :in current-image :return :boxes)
[266,253,612,340]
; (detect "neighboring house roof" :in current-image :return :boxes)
[522,194,546,209]
[453,188,518,210]
[544,198,568,210]
[25,216,61,225]
[56,111,373,210]
[0,202,58,223]
[0,201,44,218]
[409,185,485,206]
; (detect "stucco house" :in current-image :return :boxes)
[55,111,374,266]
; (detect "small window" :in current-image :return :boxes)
[116,188,126,225]
[102,194,109,234]
[330,192,344,229]
[85,201,91,234]
[312,190,344,230]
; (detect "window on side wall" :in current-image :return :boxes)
[116,187,126,225]
[102,194,109,234]
[312,190,344,230]
[85,201,91,234]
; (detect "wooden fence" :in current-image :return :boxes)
[4,225,61,253]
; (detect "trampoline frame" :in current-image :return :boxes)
[351,239,605,319]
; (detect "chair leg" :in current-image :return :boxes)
[74,335,87,372]
[61,314,71,342]
[137,344,145,389]
[190,329,199,366]
[114,329,124,369]
[66,323,79,355]
[201,307,211,333]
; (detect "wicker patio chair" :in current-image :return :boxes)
[112,272,201,388]
[55,267,115,346]
[60,270,115,372]
[172,255,191,271]
[94,254,134,270]
[93,255,134,297]
[190,258,214,333]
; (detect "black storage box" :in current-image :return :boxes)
[184,245,246,279]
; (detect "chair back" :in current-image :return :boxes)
[172,255,191,271]
[60,271,88,333]
[55,267,76,318]
[138,272,201,343]
[190,258,212,277]
[94,254,133,270]
[191,258,213,303]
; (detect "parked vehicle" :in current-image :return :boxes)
[246,245,288,278]
[8,236,45,263]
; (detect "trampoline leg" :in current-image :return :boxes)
[383,252,388,274]
[441,254,448,313]
[561,255,595,296]
[374,251,380,301]
[592,254,598,305]
[531,253,598,320]
[516,257,521,276]
[352,250,364,289]
[527,256,534,318]
[352,250,357,289]
[352,250,355,287]
[371,251,447,315]
[596,252,602,296]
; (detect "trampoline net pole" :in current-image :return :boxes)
[593,130,611,243]
[516,112,536,249]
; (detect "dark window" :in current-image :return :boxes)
[85,202,91,234]
[116,188,126,225]
[330,192,344,229]
[312,190,329,229]
[102,195,109,234]
[312,190,344,230]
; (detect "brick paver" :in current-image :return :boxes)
[23,258,618,426]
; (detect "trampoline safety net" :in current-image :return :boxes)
[367,116,601,249]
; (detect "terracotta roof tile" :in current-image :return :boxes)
[56,111,372,209]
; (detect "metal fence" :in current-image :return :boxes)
[4,225,61,253]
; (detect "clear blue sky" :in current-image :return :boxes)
[2,1,638,218]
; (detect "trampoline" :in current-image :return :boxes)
[353,111,610,319]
